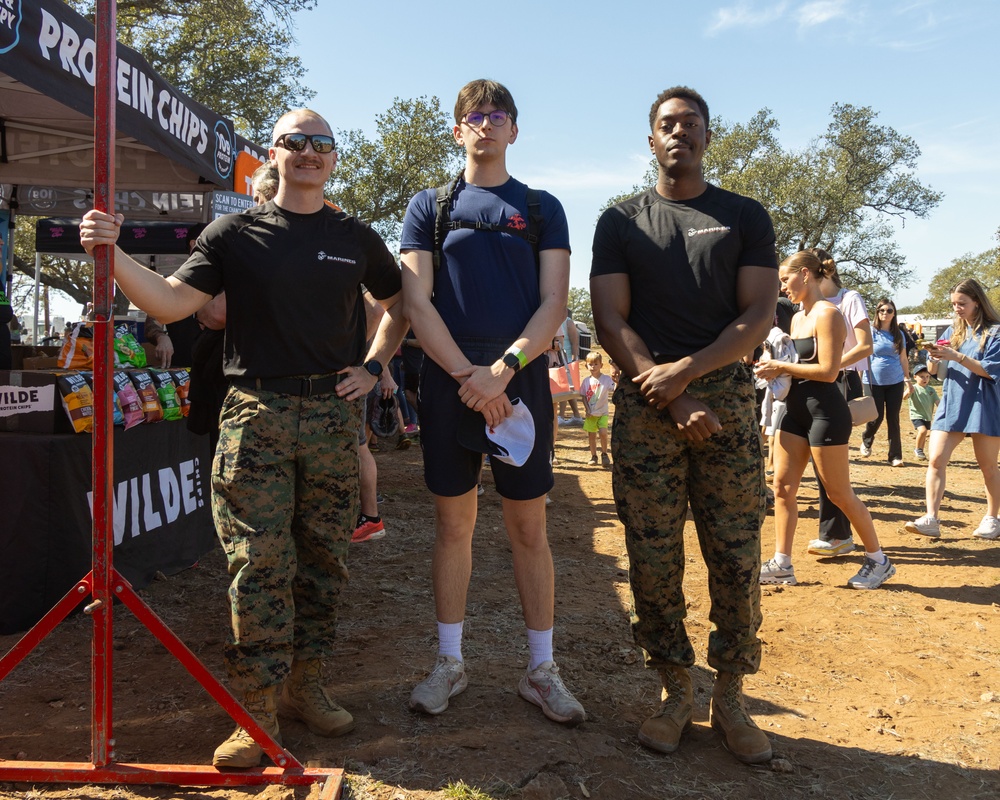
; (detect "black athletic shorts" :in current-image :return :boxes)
[418,336,554,500]
[780,379,852,447]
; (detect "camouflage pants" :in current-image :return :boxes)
[611,363,764,674]
[212,384,361,692]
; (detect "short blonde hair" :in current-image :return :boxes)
[585,351,603,365]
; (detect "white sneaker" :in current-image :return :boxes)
[807,537,855,557]
[972,515,1000,540]
[409,656,467,715]
[518,661,586,725]
[904,514,941,538]
[860,443,872,457]
[891,458,904,467]
[759,558,796,585]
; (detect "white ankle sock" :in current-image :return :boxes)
[437,621,464,662]
[773,552,792,568]
[866,550,886,565]
[526,627,553,670]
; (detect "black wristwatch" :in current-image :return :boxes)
[501,352,522,373]
[362,359,383,378]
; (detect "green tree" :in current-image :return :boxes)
[915,245,1000,317]
[606,104,942,294]
[568,286,594,342]
[98,0,316,143]
[330,96,464,244]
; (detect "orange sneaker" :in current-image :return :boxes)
[352,515,386,543]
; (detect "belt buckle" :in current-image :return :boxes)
[301,378,313,398]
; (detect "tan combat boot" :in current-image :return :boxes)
[638,666,694,753]
[279,658,355,736]
[710,672,772,764]
[212,686,282,768]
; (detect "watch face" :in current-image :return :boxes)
[366,360,383,377]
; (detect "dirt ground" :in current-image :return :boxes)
[2,408,999,800]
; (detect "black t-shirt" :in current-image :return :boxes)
[591,184,778,361]
[172,202,401,378]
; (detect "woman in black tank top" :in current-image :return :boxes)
[753,249,896,590]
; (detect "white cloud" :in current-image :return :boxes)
[705,2,789,35]
[795,0,850,28]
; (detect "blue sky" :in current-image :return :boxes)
[291,0,998,309]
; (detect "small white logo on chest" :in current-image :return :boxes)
[317,251,357,264]
[687,226,731,237]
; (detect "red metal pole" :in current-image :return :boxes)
[91,0,117,768]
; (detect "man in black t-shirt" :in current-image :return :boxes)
[591,87,778,765]
[80,109,406,769]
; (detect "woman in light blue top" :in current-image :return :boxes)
[860,299,911,465]
[905,279,1000,540]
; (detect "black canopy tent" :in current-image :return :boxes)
[0,0,265,333]
[0,0,264,200]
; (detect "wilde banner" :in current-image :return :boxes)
[0,0,263,191]
[0,422,215,635]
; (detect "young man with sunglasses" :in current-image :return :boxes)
[399,79,585,726]
[591,87,778,764]
[80,108,406,768]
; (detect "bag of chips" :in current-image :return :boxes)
[127,369,164,424]
[58,323,95,370]
[113,370,145,430]
[114,324,147,368]
[57,371,95,433]
[81,371,124,426]
[149,369,182,421]
[168,368,191,417]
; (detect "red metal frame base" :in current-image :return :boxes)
[0,763,343,795]
[0,570,342,794]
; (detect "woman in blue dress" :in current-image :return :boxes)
[905,279,1000,540]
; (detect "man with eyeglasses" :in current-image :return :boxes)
[591,87,778,764]
[399,79,585,726]
[80,108,406,768]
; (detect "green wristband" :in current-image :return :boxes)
[506,347,527,370]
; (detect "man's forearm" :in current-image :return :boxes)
[365,300,408,368]
[678,307,774,381]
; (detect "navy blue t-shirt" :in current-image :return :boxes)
[400,177,570,340]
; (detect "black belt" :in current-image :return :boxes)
[231,374,346,397]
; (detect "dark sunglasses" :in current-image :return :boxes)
[462,110,509,128]
[273,133,336,154]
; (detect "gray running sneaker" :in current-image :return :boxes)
[409,655,467,715]
[518,661,586,725]
[848,556,896,589]
[904,514,941,538]
[759,558,796,585]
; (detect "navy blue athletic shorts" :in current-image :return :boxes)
[418,336,554,500]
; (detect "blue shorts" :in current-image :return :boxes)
[418,337,554,500]
[911,417,931,430]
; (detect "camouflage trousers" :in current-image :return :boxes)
[611,363,765,675]
[212,384,361,692]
